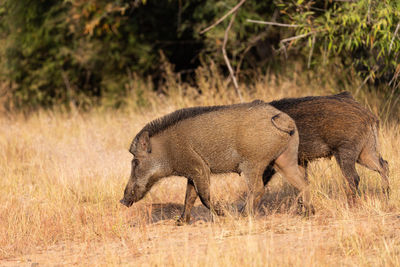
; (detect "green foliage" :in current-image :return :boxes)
[278,0,400,86]
[2,1,68,107]
[0,0,398,109]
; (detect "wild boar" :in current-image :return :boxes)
[120,101,312,224]
[263,92,389,198]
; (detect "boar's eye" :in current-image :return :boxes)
[133,159,140,166]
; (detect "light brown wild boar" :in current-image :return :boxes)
[120,101,312,224]
[263,92,389,198]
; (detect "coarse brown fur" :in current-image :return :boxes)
[263,92,389,198]
[130,101,264,153]
[121,101,312,224]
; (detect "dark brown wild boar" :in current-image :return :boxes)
[120,101,312,224]
[263,92,389,198]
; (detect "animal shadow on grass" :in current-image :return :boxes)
[144,192,300,226]
[257,185,303,216]
[139,180,391,225]
[147,203,212,224]
[130,184,305,226]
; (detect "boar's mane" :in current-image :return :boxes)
[269,91,354,108]
[130,101,265,152]
[269,91,378,126]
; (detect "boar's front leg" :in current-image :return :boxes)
[188,168,225,217]
[176,149,224,224]
[334,149,361,200]
[177,180,198,225]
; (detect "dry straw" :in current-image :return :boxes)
[0,71,399,266]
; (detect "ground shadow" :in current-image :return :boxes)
[148,202,212,224]
[146,186,302,224]
[134,178,387,225]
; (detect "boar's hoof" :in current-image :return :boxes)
[213,203,225,216]
[176,217,188,226]
[214,209,225,217]
[304,205,315,217]
[238,205,250,217]
[297,199,315,217]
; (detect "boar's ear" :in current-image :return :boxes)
[137,131,151,153]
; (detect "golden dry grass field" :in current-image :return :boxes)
[1,75,400,266]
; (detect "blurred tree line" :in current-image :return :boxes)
[0,0,399,109]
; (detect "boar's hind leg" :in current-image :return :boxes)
[177,180,198,225]
[240,164,266,216]
[263,161,309,187]
[357,146,390,196]
[273,137,313,214]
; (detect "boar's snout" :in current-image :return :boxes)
[120,198,134,207]
[120,179,136,207]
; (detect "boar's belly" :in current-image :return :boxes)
[298,137,332,160]
[204,147,242,174]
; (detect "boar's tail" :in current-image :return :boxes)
[271,113,295,136]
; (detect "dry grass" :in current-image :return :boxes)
[1,73,400,266]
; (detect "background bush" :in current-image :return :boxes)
[0,0,399,109]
